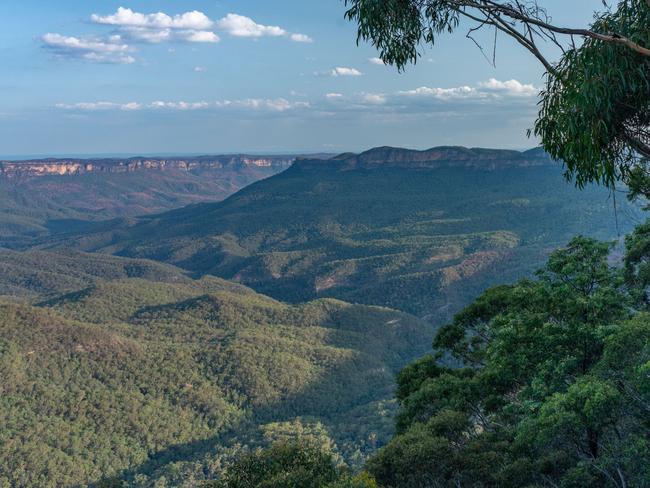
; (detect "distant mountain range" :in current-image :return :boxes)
[0,147,548,178]
[0,154,300,178]
[0,154,326,245]
[28,145,639,322]
[308,146,552,171]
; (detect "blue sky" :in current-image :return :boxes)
[0,1,603,156]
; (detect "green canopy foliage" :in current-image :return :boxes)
[210,442,378,488]
[367,236,650,487]
[0,251,432,487]
[534,1,650,195]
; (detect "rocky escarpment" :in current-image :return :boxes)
[294,146,555,171]
[0,155,296,178]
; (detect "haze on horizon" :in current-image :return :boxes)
[1,0,602,156]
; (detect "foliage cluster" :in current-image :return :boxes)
[366,235,650,487]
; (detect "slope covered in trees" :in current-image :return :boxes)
[215,233,650,488]
[0,148,648,488]
[34,147,640,322]
[0,251,433,487]
[0,249,200,298]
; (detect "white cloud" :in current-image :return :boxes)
[90,7,219,44]
[316,79,538,114]
[368,57,385,65]
[398,85,480,100]
[56,101,141,110]
[91,7,213,30]
[182,31,220,43]
[217,13,285,38]
[330,67,362,77]
[56,98,310,113]
[123,28,172,43]
[478,78,538,97]
[45,8,309,64]
[194,66,206,72]
[362,93,386,104]
[217,98,310,111]
[290,33,314,43]
[41,33,135,64]
[121,102,142,110]
[122,28,219,43]
[398,79,538,101]
[150,101,211,110]
[216,13,311,43]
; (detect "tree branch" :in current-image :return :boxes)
[441,0,650,59]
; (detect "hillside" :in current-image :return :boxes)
[0,250,433,487]
[35,146,641,321]
[0,154,310,246]
[0,248,201,298]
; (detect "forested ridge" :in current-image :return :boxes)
[31,154,638,322]
[365,233,650,486]
[0,251,433,486]
[186,231,650,488]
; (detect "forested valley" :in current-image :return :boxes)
[2,0,650,487]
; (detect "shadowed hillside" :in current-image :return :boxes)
[0,154,323,246]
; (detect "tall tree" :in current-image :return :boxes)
[344,0,650,197]
[366,237,650,487]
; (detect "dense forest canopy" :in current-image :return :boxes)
[366,235,650,486]
[0,251,433,487]
[218,234,649,487]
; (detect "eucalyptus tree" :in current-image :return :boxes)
[344,0,650,197]
[367,237,650,487]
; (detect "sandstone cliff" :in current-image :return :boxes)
[0,155,296,178]
[294,146,555,171]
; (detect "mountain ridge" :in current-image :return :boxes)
[0,154,300,178]
[0,146,553,178]
[297,145,553,171]
[0,247,434,485]
[30,147,636,323]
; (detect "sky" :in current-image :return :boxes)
[0,0,604,157]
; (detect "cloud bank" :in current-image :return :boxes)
[54,79,538,117]
[216,13,312,42]
[42,7,313,63]
[56,98,310,112]
[330,67,362,77]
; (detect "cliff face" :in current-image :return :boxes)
[0,155,296,178]
[0,147,555,178]
[294,146,555,171]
